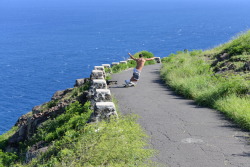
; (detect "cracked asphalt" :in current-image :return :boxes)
[109,64,250,167]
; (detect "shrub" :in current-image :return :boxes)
[0,149,18,167]
[134,50,156,65]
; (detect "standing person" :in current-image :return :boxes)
[125,52,156,86]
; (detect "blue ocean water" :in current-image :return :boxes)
[1,0,250,135]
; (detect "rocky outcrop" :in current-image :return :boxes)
[25,141,48,163]
[243,61,250,71]
[9,99,71,146]
[74,78,90,87]
[51,88,73,100]
[32,105,43,114]
[217,53,230,61]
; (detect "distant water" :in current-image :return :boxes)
[1,0,250,134]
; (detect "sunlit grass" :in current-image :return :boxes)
[161,50,250,130]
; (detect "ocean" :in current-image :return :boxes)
[1,0,250,135]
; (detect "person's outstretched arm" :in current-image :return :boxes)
[145,57,156,61]
[128,53,137,60]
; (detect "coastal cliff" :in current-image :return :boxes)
[4,78,90,162]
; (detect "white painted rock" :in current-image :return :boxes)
[94,66,105,71]
[89,102,118,122]
[111,62,119,67]
[102,64,111,68]
[93,89,112,102]
[88,79,108,98]
[154,57,161,63]
[90,70,105,80]
[120,61,127,64]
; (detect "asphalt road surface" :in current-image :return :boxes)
[109,64,250,167]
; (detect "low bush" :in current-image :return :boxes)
[0,149,18,167]
[111,63,128,73]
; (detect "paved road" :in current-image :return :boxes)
[109,64,250,167]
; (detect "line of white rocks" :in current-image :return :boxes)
[87,64,116,123]
[87,57,161,122]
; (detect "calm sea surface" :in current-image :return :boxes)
[1,0,250,134]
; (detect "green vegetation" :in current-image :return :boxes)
[111,63,129,73]
[161,31,250,130]
[0,127,18,167]
[24,115,155,167]
[0,150,18,167]
[70,82,90,98]
[31,101,93,144]
[0,127,18,150]
[217,31,250,56]
[0,101,155,167]
[200,30,250,79]
[37,83,90,114]
[46,99,59,108]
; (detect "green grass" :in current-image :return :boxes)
[0,127,18,150]
[32,101,93,144]
[0,100,156,167]
[161,50,250,130]
[111,63,129,73]
[38,82,90,113]
[0,127,19,167]
[27,115,156,167]
[15,114,156,167]
[201,30,250,57]
[214,95,250,128]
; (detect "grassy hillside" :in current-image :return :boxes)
[161,30,250,130]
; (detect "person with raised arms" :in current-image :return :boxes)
[125,52,156,87]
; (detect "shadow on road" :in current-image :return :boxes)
[149,69,250,152]
[233,152,250,157]
[108,85,126,89]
